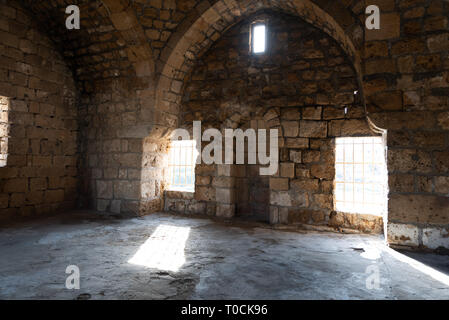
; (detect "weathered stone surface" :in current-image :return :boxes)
[194,186,216,202]
[212,177,235,188]
[366,13,400,41]
[387,223,419,247]
[97,181,113,199]
[187,201,206,214]
[165,190,194,200]
[285,138,309,149]
[291,179,319,192]
[289,150,302,163]
[328,120,371,136]
[422,226,449,250]
[329,211,383,234]
[302,107,322,120]
[313,194,333,210]
[435,176,449,194]
[1,0,448,250]
[215,188,234,204]
[280,162,295,178]
[299,121,327,138]
[269,178,289,191]
[288,208,311,224]
[389,194,449,225]
[270,191,291,207]
[0,2,78,217]
[282,121,299,137]
[310,164,334,180]
[216,203,235,218]
[114,181,140,200]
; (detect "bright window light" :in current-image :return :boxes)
[252,24,266,54]
[334,137,388,216]
[168,140,197,192]
[0,96,9,168]
[128,225,190,272]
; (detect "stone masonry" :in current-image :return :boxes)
[0,0,447,250]
[0,1,78,219]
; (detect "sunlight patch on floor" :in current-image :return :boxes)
[128,225,190,272]
[384,246,449,287]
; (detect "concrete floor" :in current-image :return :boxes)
[0,211,448,300]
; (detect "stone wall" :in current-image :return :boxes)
[363,0,449,249]
[1,0,447,249]
[0,0,78,219]
[164,12,383,232]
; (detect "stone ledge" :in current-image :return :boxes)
[164,189,195,200]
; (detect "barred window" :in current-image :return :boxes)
[168,140,196,192]
[0,97,8,168]
[334,137,388,216]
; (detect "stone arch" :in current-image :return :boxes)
[154,0,364,128]
[20,0,154,91]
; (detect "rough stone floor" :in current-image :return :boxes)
[0,211,448,300]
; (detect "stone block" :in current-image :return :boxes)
[216,203,234,218]
[3,178,27,193]
[215,187,234,204]
[97,180,113,199]
[194,186,215,201]
[97,199,110,212]
[389,194,449,224]
[187,201,206,214]
[285,138,309,149]
[313,193,333,209]
[282,121,299,137]
[289,150,302,163]
[44,189,64,203]
[387,223,419,247]
[114,180,140,200]
[281,108,300,120]
[280,162,295,178]
[422,227,449,250]
[303,150,320,163]
[196,176,211,185]
[270,191,291,207]
[288,208,311,224]
[212,176,235,188]
[435,176,449,194]
[299,121,327,138]
[269,178,289,191]
[291,179,319,192]
[269,206,279,224]
[366,13,400,41]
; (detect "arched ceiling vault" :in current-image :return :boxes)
[155,0,365,124]
[18,0,364,103]
[19,0,155,92]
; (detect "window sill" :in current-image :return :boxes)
[165,187,194,193]
[334,210,384,218]
[165,188,195,200]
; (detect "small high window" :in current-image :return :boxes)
[251,23,266,54]
[334,137,388,216]
[168,140,196,192]
[0,97,8,168]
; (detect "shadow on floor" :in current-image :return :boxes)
[398,250,449,276]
